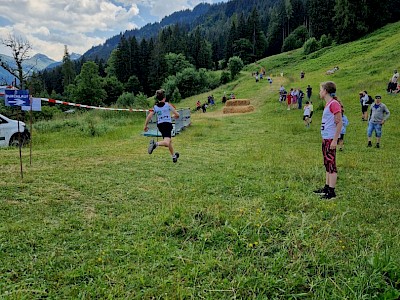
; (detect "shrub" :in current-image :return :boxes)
[116,92,135,107]
[228,56,244,79]
[303,37,320,55]
[282,25,309,52]
[171,88,182,103]
[319,34,333,48]
[220,71,231,84]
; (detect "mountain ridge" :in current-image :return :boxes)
[0,52,81,85]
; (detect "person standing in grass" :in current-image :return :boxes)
[306,85,312,101]
[360,90,370,121]
[314,81,343,199]
[287,88,293,110]
[367,95,390,148]
[144,89,180,163]
[303,101,312,127]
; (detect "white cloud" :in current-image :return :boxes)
[0,0,227,61]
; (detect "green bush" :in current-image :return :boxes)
[171,88,182,103]
[303,37,320,55]
[282,25,309,52]
[319,34,333,48]
[220,71,231,84]
[228,56,244,79]
[116,92,135,107]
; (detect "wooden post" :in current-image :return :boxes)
[17,109,23,179]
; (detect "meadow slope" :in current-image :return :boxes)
[1,22,400,299]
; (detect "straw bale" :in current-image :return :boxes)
[223,105,255,114]
[225,99,250,106]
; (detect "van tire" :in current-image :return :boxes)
[9,132,30,147]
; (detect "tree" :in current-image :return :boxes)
[303,37,320,55]
[62,45,76,93]
[232,38,254,65]
[102,76,124,106]
[164,53,193,76]
[228,56,244,79]
[308,0,335,39]
[284,0,294,40]
[282,25,309,52]
[125,75,142,95]
[334,0,369,43]
[0,34,33,89]
[67,61,106,106]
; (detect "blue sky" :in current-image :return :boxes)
[0,0,228,61]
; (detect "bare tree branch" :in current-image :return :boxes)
[0,33,32,88]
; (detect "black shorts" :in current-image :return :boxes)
[361,105,369,113]
[303,115,310,120]
[157,122,173,138]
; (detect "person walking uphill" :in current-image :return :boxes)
[314,81,343,199]
[367,95,390,148]
[144,89,180,163]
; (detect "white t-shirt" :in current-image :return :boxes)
[392,73,399,83]
[303,105,311,116]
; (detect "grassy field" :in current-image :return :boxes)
[1,22,400,299]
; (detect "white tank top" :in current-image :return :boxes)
[153,103,172,124]
[321,99,340,139]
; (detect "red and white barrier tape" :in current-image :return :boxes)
[41,98,149,112]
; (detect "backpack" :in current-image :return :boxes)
[366,95,374,105]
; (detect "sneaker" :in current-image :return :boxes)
[320,192,336,200]
[148,139,157,154]
[367,142,372,147]
[375,143,380,148]
[172,152,179,163]
[313,187,328,194]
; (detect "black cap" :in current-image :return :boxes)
[375,95,382,99]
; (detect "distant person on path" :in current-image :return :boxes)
[387,69,399,93]
[303,101,311,127]
[298,89,304,109]
[367,95,390,148]
[309,101,314,123]
[279,88,287,104]
[300,71,305,79]
[314,81,343,199]
[144,89,180,163]
[360,91,370,121]
[196,100,201,111]
[291,88,298,109]
[201,102,207,113]
[338,104,349,151]
[287,89,293,110]
[306,85,312,101]
[222,93,227,104]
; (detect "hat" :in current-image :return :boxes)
[375,95,382,99]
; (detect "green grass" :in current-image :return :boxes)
[1,22,400,299]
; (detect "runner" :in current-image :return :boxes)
[144,89,180,163]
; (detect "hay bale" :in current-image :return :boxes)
[223,105,255,114]
[225,99,250,106]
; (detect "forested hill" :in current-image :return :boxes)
[83,0,400,62]
[83,3,213,60]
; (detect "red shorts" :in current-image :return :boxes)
[322,139,337,173]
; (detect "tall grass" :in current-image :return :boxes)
[1,22,400,299]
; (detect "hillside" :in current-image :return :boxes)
[1,22,399,298]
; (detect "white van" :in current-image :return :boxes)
[0,113,30,147]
